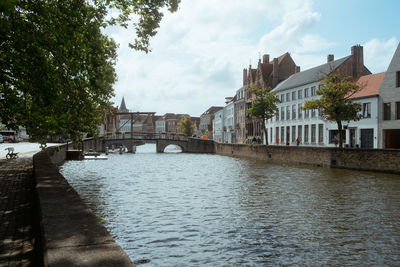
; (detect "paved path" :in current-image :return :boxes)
[0,158,36,266]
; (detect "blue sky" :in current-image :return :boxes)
[106,0,400,117]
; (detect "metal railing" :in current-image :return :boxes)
[103,132,189,141]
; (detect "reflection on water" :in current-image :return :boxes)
[61,144,400,266]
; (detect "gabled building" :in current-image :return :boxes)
[378,42,400,148]
[243,52,298,143]
[265,45,378,147]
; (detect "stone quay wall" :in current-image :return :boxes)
[215,143,400,174]
[33,145,134,266]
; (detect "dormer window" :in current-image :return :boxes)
[396,71,400,87]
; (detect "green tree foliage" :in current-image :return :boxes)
[177,115,194,137]
[0,0,180,144]
[247,87,280,144]
[97,0,180,52]
[303,74,362,148]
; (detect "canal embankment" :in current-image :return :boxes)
[215,143,400,174]
[33,145,134,266]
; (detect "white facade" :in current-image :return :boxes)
[213,109,224,143]
[223,101,235,143]
[267,82,380,148]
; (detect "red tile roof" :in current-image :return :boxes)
[351,72,385,98]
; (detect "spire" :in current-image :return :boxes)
[120,97,127,111]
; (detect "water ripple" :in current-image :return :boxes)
[61,144,400,266]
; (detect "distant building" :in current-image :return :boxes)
[190,117,201,137]
[234,86,246,143]
[378,42,400,148]
[200,106,223,139]
[213,108,224,142]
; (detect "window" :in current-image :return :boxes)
[298,125,302,143]
[384,103,391,120]
[318,124,324,143]
[304,125,309,143]
[281,107,285,121]
[292,105,296,119]
[329,130,346,144]
[270,128,272,144]
[311,124,316,143]
[298,89,303,99]
[286,106,290,120]
[292,126,296,142]
[396,102,400,120]
[397,71,400,88]
[276,127,279,144]
[305,88,309,98]
[362,102,371,118]
[292,91,297,101]
[305,109,309,119]
[311,86,316,96]
[281,127,285,144]
[276,109,279,121]
[311,109,316,118]
[286,92,290,102]
[281,94,285,103]
[298,104,302,119]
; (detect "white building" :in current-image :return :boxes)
[223,98,235,143]
[213,109,224,143]
[265,45,383,148]
[234,86,246,143]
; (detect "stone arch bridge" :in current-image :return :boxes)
[82,133,215,153]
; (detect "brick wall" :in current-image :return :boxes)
[215,143,400,174]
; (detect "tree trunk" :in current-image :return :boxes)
[262,117,268,145]
[337,120,343,148]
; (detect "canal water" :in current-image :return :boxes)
[60,144,400,266]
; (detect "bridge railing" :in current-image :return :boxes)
[103,132,189,141]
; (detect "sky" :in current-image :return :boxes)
[105,0,400,117]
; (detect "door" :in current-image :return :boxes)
[286,126,290,145]
[360,129,373,148]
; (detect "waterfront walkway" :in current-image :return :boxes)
[0,158,36,266]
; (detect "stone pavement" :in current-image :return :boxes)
[0,158,36,266]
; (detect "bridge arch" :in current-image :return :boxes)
[156,140,188,153]
[163,144,184,153]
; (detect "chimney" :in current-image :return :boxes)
[351,45,364,78]
[272,58,279,87]
[262,54,270,64]
[327,54,334,62]
[295,66,300,73]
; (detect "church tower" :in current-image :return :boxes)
[119,97,128,112]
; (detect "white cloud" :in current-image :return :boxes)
[364,37,399,73]
[106,0,397,117]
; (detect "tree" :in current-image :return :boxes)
[247,87,280,144]
[97,0,180,52]
[303,74,362,148]
[0,0,180,144]
[177,115,194,137]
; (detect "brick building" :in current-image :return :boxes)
[243,52,298,143]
